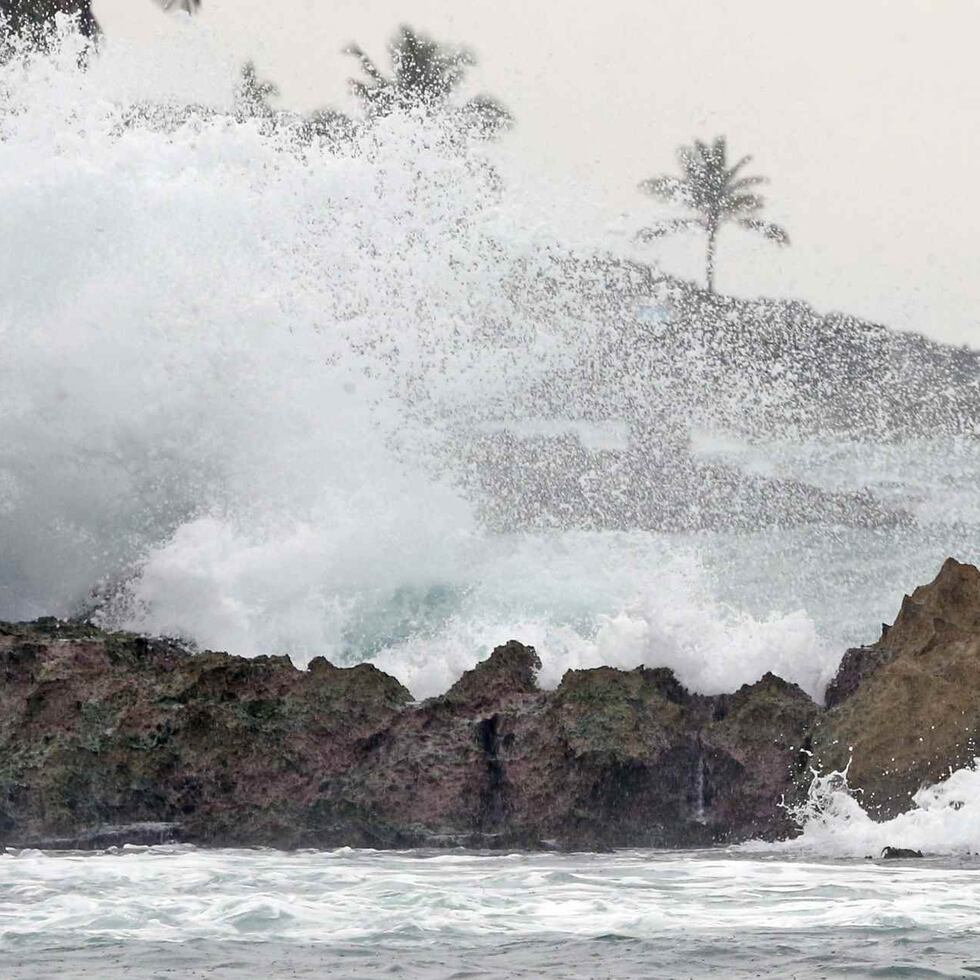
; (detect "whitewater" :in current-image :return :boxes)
[2,842,980,978]
[2,28,978,701]
[2,23,980,978]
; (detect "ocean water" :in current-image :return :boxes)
[3,24,980,978]
[2,845,980,979]
[6,763,980,977]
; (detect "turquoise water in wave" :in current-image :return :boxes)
[2,847,980,979]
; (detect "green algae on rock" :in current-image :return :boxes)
[4,561,980,852]
[0,626,813,850]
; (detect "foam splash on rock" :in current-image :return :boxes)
[746,759,980,859]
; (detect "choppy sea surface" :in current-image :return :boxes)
[2,846,980,979]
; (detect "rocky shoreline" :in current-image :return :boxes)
[2,558,978,852]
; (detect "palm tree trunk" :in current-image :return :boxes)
[705,225,718,293]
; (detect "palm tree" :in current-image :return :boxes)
[1,0,198,42]
[636,137,788,294]
[344,25,511,139]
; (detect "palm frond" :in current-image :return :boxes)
[344,43,387,84]
[154,0,201,10]
[636,218,706,242]
[711,135,727,169]
[461,95,513,138]
[728,174,767,192]
[391,26,473,104]
[725,154,752,179]
[738,218,790,244]
[234,61,279,118]
[679,142,700,171]
[678,146,707,186]
[342,24,509,136]
[348,80,371,102]
[722,193,766,215]
[637,175,690,204]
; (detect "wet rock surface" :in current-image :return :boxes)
[880,846,923,860]
[815,558,980,818]
[0,626,814,851]
[3,559,978,851]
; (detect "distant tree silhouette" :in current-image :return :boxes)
[303,107,358,145]
[344,25,511,139]
[1,0,198,42]
[637,137,788,293]
[234,61,278,120]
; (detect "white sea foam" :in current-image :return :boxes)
[2,846,979,948]
[755,761,980,859]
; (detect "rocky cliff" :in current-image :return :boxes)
[814,557,980,818]
[2,559,978,851]
[0,628,815,850]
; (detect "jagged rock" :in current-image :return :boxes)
[814,558,980,818]
[506,665,702,849]
[880,846,923,859]
[444,639,542,710]
[702,672,818,841]
[0,627,816,850]
[0,621,412,848]
[531,271,980,441]
[7,559,975,853]
[342,661,816,850]
[824,643,895,710]
[466,429,905,534]
[492,666,816,849]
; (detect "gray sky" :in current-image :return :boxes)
[97,0,980,348]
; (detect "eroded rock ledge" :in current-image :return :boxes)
[814,557,980,818]
[2,558,978,850]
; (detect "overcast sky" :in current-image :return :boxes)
[97,0,980,348]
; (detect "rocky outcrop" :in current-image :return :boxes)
[5,558,979,851]
[814,558,980,818]
[0,623,815,850]
[529,267,980,441]
[0,618,413,849]
[700,672,817,841]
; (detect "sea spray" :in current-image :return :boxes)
[2,25,980,702]
[0,25,577,625]
[746,759,980,858]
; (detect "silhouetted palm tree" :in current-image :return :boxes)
[1,0,198,42]
[344,25,511,139]
[637,137,788,293]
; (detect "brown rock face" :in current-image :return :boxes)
[701,672,817,841]
[0,619,413,849]
[815,558,980,817]
[0,625,816,850]
[443,639,542,710]
[6,560,979,850]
